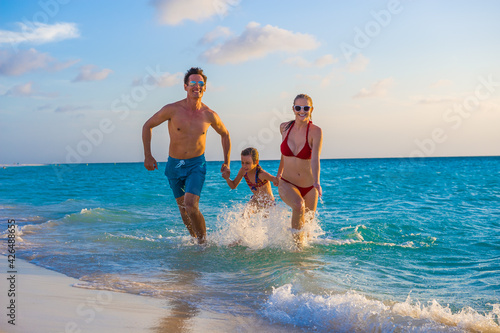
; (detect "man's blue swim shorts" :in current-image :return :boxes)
[165,154,207,199]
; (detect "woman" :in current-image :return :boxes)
[278,94,323,246]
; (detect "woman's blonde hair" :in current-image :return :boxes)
[294,93,313,106]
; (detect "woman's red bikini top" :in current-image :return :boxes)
[280,121,312,160]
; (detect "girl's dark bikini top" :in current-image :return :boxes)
[244,165,268,191]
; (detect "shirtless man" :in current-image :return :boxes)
[142,67,231,244]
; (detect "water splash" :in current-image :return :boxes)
[210,202,324,250]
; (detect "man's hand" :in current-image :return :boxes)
[221,163,230,174]
[144,155,158,171]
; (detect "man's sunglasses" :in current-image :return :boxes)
[293,105,311,112]
[188,81,205,87]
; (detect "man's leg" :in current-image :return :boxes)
[183,193,206,244]
[175,196,196,238]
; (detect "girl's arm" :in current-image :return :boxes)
[222,168,245,189]
[260,169,279,187]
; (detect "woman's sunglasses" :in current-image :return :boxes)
[293,105,311,112]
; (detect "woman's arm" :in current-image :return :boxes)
[311,126,323,196]
[277,155,284,181]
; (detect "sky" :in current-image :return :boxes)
[1,0,500,164]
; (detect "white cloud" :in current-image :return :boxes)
[150,0,239,25]
[201,22,320,65]
[134,72,183,87]
[283,56,312,68]
[4,82,35,96]
[347,53,370,73]
[414,95,457,105]
[283,54,338,68]
[54,105,91,113]
[73,65,112,82]
[0,48,78,76]
[4,82,58,98]
[314,54,338,68]
[430,79,454,89]
[199,26,233,45]
[0,22,79,45]
[318,69,342,88]
[353,77,394,99]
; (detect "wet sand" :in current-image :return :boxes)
[0,256,299,333]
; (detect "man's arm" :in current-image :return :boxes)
[209,111,231,172]
[142,105,173,171]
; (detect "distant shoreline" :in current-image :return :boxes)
[1,155,499,167]
[1,164,48,167]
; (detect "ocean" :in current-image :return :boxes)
[1,157,499,332]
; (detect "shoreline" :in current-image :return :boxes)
[0,255,167,333]
[0,256,299,333]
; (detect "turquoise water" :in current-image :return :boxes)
[1,157,499,332]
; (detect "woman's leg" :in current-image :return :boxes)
[279,181,306,244]
[303,187,319,218]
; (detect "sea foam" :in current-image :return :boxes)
[262,284,500,332]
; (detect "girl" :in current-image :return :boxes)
[222,148,278,211]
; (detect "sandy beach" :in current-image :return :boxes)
[0,255,168,333]
[0,256,300,333]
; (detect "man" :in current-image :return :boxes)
[142,67,231,244]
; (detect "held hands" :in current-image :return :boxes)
[144,155,158,171]
[273,173,281,187]
[221,164,230,179]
